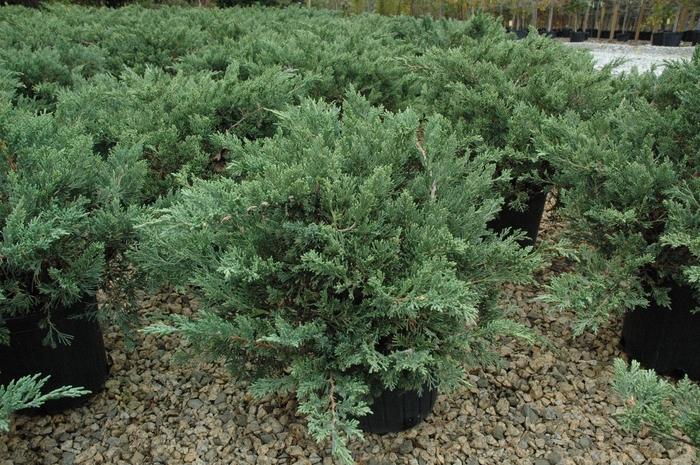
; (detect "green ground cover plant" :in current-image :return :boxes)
[411,13,625,208]
[11,4,695,459]
[55,65,304,200]
[540,48,700,335]
[0,68,147,344]
[136,92,541,463]
[0,5,436,199]
[0,5,611,202]
[613,359,700,449]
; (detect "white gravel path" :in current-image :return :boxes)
[564,40,696,75]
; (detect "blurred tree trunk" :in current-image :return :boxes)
[672,5,682,30]
[677,7,689,29]
[597,3,606,36]
[609,3,620,37]
[621,0,631,30]
[583,4,591,29]
[634,0,645,39]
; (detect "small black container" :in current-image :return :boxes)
[652,31,683,46]
[0,299,109,414]
[570,31,586,42]
[663,31,683,46]
[621,282,700,380]
[488,190,548,248]
[616,32,630,41]
[357,385,437,434]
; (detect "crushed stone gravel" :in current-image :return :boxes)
[564,39,696,75]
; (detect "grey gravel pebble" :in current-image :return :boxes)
[493,425,505,440]
[0,199,696,465]
[548,451,562,464]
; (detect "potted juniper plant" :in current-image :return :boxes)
[612,358,700,450]
[539,48,700,378]
[0,74,147,412]
[408,12,620,247]
[137,92,540,463]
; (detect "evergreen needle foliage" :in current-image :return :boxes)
[539,48,700,334]
[0,373,89,432]
[410,12,623,207]
[613,358,700,448]
[137,92,540,463]
[0,5,626,204]
[0,71,148,345]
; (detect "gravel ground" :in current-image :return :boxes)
[1,199,698,465]
[564,38,696,75]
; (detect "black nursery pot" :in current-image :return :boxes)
[621,282,700,380]
[357,385,438,434]
[570,31,586,42]
[0,299,109,414]
[487,190,548,248]
[663,32,683,47]
[652,32,683,46]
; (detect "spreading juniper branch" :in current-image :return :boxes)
[0,374,90,432]
[538,244,652,336]
[612,359,700,448]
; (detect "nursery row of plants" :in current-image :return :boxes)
[0,4,699,463]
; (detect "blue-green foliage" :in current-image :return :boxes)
[0,78,147,344]
[0,6,612,202]
[411,13,623,200]
[0,5,428,199]
[56,64,303,200]
[0,372,89,432]
[613,359,700,448]
[138,92,540,463]
[540,49,700,334]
